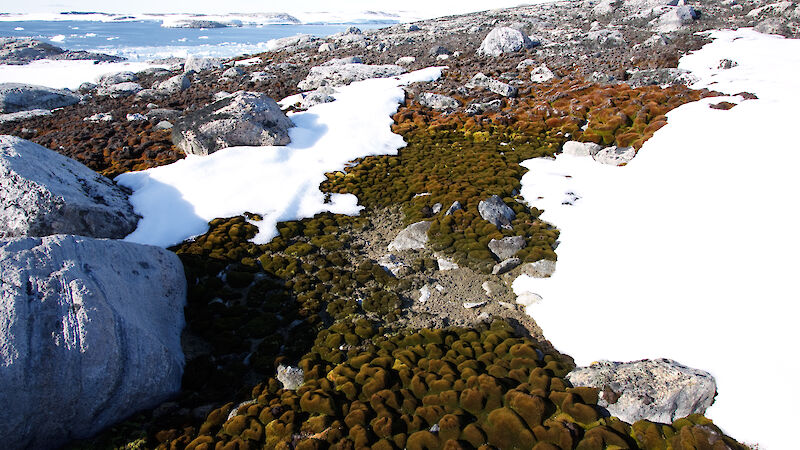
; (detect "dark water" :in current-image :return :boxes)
[0,20,387,61]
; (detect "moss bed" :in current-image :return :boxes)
[151,320,745,450]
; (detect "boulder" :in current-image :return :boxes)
[562,140,603,157]
[318,42,335,52]
[297,63,406,91]
[300,86,336,109]
[593,146,636,166]
[396,56,416,65]
[96,71,137,86]
[488,236,526,260]
[183,55,223,73]
[627,68,695,88]
[585,29,626,48]
[530,64,556,83]
[466,73,517,97]
[478,27,536,57]
[521,259,556,278]
[321,56,363,66]
[96,82,143,98]
[478,195,516,229]
[378,253,411,277]
[156,73,191,94]
[418,92,460,110]
[517,58,536,70]
[276,365,304,390]
[0,234,186,450]
[172,91,293,156]
[567,359,716,424]
[428,45,451,56]
[0,38,64,63]
[221,66,244,78]
[465,99,503,116]
[0,83,80,113]
[387,221,432,251]
[0,109,51,124]
[0,135,138,239]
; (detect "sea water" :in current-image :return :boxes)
[0,20,386,61]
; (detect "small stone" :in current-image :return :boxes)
[478,195,516,229]
[516,291,543,307]
[530,64,555,83]
[126,113,146,121]
[492,258,521,275]
[431,203,442,214]
[276,365,304,390]
[463,301,487,309]
[445,201,463,215]
[436,256,459,271]
[718,59,738,69]
[418,285,431,303]
[395,56,416,66]
[482,280,506,296]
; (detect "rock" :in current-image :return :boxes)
[521,259,556,278]
[488,236,526,260]
[396,56,416,65]
[156,73,191,93]
[126,113,146,121]
[96,71,137,86]
[221,66,244,78]
[419,285,431,303]
[651,6,699,32]
[432,203,442,214]
[145,108,182,121]
[298,63,406,91]
[436,256,459,270]
[566,359,716,424]
[84,112,113,122]
[627,68,695,88]
[0,135,139,239]
[478,195,516,229]
[0,234,186,450]
[378,254,411,277]
[155,120,173,130]
[445,201,463,215]
[300,86,336,109]
[718,59,738,69]
[466,72,518,97]
[267,34,319,53]
[478,26,536,57]
[588,71,617,84]
[755,17,790,35]
[418,92,460,110]
[516,291,543,307]
[463,301,487,309]
[134,89,165,101]
[517,58,536,70]
[593,146,636,165]
[562,140,603,157]
[0,83,80,113]
[0,37,64,63]
[387,221,432,251]
[465,99,503,116]
[492,257,521,275]
[482,280,506,296]
[183,55,223,73]
[585,29,626,48]
[96,82,143,98]
[406,24,421,32]
[346,27,362,35]
[318,42,335,52]
[250,71,276,82]
[171,91,293,156]
[77,81,97,93]
[429,45,451,56]
[322,56,363,66]
[0,109,51,123]
[276,365,304,390]
[530,64,555,83]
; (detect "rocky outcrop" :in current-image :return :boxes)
[465,73,517,97]
[477,26,536,57]
[567,359,717,424]
[418,92,460,110]
[387,221,432,251]
[478,195,516,229]
[0,234,186,450]
[0,108,51,123]
[0,38,124,64]
[172,91,293,156]
[298,63,406,91]
[0,83,80,113]
[627,68,696,88]
[0,135,138,239]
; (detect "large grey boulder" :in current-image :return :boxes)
[96,82,143,98]
[488,236,526,260]
[387,221,432,251]
[478,27,536,57]
[466,73,518,97]
[593,146,636,166]
[651,6,699,32]
[0,234,186,450]
[0,83,80,113]
[183,55,223,73]
[418,93,460,110]
[567,359,717,424]
[155,73,191,94]
[0,109,51,124]
[297,63,406,91]
[95,71,137,86]
[478,195,516,229]
[0,135,138,239]
[627,68,695,88]
[172,91,294,156]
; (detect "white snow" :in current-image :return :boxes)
[116,67,443,248]
[513,29,800,448]
[0,60,167,90]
